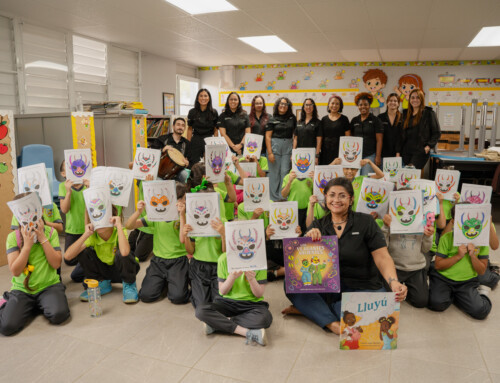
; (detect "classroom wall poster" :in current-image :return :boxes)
[243,133,263,159]
[460,183,492,204]
[64,149,92,184]
[453,203,491,247]
[132,147,160,180]
[283,236,340,294]
[435,169,460,201]
[269,201,299,240]
[225,219,267,272]
[142,180,178,222]
[340,292,399,350]
[389,189,424,234]
[104,167,134,207]
[243,177,270,212]
[313,165,343,201]
[83,186,113,229]
[17,163,52,207]
[339,136,363,168]
[356,178,394,217]
[291,148,315,179]
[186,192,220,237]
[205,144,227,184]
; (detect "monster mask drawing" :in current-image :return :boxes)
[391,197,420,226]
[16,202,41,231]
[436,174,456,193]
[230,228,262,260]
[88,198,106,221]
[150,189,171,213]
[315,171,335,194]
[246,183,265,204]
[135,152,157,174]
[68,154,90,178]
[18,164,52,206]
[246,140,258,154]
[385,161,399,178]
[104,168,133,207]
[295,153,311,173]
[189,199,214,227]
[343,141,360,163]
[210,151,224,175]
[458,212,486,239]
[273,208,296,231]
[83,187,113,229]
[463,190,486,204]
[361,187,388,210]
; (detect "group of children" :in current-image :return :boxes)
[0,146,498,345]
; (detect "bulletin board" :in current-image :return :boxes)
[131,116,147,206]
[71,112,97,167]
[428,87,500,106]
[0,111,17,266]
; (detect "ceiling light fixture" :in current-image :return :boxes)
[238,36,296,53]
[468,26,500,47]
[164,0,237,15]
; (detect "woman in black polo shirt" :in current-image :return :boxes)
[218,92,250,155]
[187,89,218,166]
[265,97,296,201]
[283,177,407,335]
[378,93,403,159]
[293,99,321,162]
[249,95,269,156]
[350,93,384,175]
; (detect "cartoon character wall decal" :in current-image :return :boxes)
[290,80,299,89]
[210,151,224,175]
[304,71,313,80]
[361,187,388,210]
[458,212,486,239]
[362,69,388,108]
[266,81,276,90]
[436,173,456,193]
[273,208,296,231]
[342,141,360,163]
[295,153,311,173]
[246,183,265,204]
[277,71,286,80]
[391,197,420,226]
[230,228,262,260]
[88,198,106,221]
[255,72,264,82]
[318,79,329,88]
[394,74,423,109]
[134,152,157,174]
[69,154,90,177]
[334,70,345,80]
[239,81,248,90]
[463,190,486,204]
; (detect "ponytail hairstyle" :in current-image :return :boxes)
[385,93,402,126]
[186,163,215,193]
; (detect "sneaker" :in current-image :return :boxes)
[478,285,492,296]
[203,322,216,335]
[267,270,277,282]
[490,265,500,275]
[0,297,6,307]
[245,329,267,346]
[80,280,112,302]
[122,281,139,303]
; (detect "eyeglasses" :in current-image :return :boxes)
[326,194,350,201]
[279,102,288,106]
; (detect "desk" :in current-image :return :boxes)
[430,151,500,183]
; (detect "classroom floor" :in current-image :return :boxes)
[1,220,500,383]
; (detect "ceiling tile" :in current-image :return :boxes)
[379,49,419,61]
[365,0,433,27]
[374,28,425,49]
[194,12,273,38]
[329,27,378,50]
[459,47,500,60]
[340,49,381,62]
[243,5,319,35]
[303,0,371,30]
[204,38,259,55]
[421,28,476,48]
[418,48,462,61]
[161,17,229,41]
[427,0,489,29]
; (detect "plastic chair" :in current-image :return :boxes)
[19,144,60,203]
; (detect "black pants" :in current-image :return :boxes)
[139,256,190,304]
[128,229,154,262]
[195,296,273,334]
[189,258,219,308]
[64,233,85,282]
[383,268,429,308]
[478,260,500,289]
[402,151,429,169]
[266,240,284,269]
[77,247,139,284]
[189,134,209,167]
[428,267,492,320]
[298,208,307,235]
[0,283,70,336]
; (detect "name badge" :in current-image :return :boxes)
[352,232,359,235]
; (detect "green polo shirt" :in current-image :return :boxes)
[84,228,128,266]
[282,173,313,209]
[238,157,269,176]
[351,175,366,212]
[137,181,154,235]
[6,227,61,295]
[436,232,489,281]
[11,202,62,229]
[141,217,185,259]
[217,252,267,302]
[59,182,86,234]
[237,202,270,228]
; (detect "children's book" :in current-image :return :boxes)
[205,144,227,183]
[243,133,263,159]
[225,219,267,272]
[64,149,92,183]
[435,169,460,201]
[283,236,340,293]
[186,192,220,237]
[243,177,270,212]
[340,292,399,350]
[269,201,299,240]
[142,180,178,222]
[313,165,343,201]
[339,136,363,169]
[453,203,491,246]
[291,148,315,179]
[132,147,160,180]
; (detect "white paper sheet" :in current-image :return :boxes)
[313,165,343,201]
[83,186,113,229]
[186,192,221,237]
[243,133,264,159]
[142,180,178,222]
[460,183,492,205]
[389,189,424,234]
[243,177,270,212]
[64,149,92,183]
[435,169,460,201]
[292,148,316,179]
[132,148,161,180]
[225,219,267,272]
[17,163,52,207]
[453,203,491,246]
[104,167,134,207]
[205,144,227,183]
[7,192,43,241]
[269,201,299,240]
[356,178,394,217]
[339,136,363,168]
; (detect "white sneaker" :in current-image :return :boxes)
[203,322,216,335]
[478,285,491,296]
[245,329,267,346]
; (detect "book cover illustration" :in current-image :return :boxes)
[132,147,160,181]
[313,165,343,201]
[291,148,315,179]
[283,236,340,294]
[340,292,399,350]
[339,136,363,169]
[225,219,267,272]
[64,149,92,183]
[453,203,491,246]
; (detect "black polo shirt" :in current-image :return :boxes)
[378,112,402,158]
[295,117,320,148]
[350,114,384,157]
[187,108,218,137]
[250,114,269,136]
[309,211,387,290]
[158,133,191,160]
[217,110,250,146]
[265,114,296,139]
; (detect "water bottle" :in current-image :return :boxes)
[85,279,102,317]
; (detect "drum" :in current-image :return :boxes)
[158,148,185,179]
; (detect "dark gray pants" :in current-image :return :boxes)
[478,261,500,289]
[189,258,219,308]
[128,229,154,262]
[428,267,492,320]
[63,233,85,282]
[139,256,190,304]
[0,283,70,336]
[78,247,139,284]
[195,296,273,334]
[383,268,429,308]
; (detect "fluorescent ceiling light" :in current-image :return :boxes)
[165,0,237,15]
[238,35,296,53]
[468,26,500,47]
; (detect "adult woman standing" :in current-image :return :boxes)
[318,96,350,165]
[293,99,321,161]
[350,93,384,175]
[187,89,218,166]
[283,177,407,334]
[249,95,269,156]
[397,89,441,169]
[378,93,403,159]
[265,97,296,201]
[218,92,250,155]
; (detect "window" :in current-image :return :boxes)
[0,16,18,112]
[108,45,140,102]
[177,75,199,115]
[72,35,107,103]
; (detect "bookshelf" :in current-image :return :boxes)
[147,115,171,138]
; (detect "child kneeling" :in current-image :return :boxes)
[195,251,273,346]
[65,208,140,304]
[0,214,69,336]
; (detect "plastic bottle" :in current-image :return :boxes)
[85,279,102,317]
